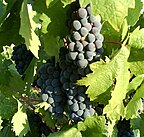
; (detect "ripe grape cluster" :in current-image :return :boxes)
[117,119,134,137]
[59,47,95,121]
[26,111,51,137]
[37,4,104,122]
[12,44,33,75]
[66,4,104,68]
[37,57,65,119]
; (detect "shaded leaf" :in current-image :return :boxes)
[125,83,144,119]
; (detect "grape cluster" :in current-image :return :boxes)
[59,47,95,121]
[26,111,51,137]
[37,57,65,119]
[66,4,104,68]
[117,119,134,137]
[37,4,104,122]
[12,44,33,75]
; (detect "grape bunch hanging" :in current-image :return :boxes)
[12,44,34,76]
[66,4,104,68]
[37,57,65,119]
[37,4,104,122]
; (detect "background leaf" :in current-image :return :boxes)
[11,99,30,137]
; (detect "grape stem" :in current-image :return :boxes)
[104,41,122,46]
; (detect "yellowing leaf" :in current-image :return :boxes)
[11,99,30,137]
[19,0,40,59]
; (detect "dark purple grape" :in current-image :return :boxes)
[78,8,87,18]
[75,41,83,52]
[79,27,89,36]
[85,4,92,15]
[73,31,81,41]
[77,59,88,68]
[42,93,48,102]
[73,20,81,30]
[86,43,96,51]
[68,42,75,51]
[80,18,88,26]
[87,34,95,42]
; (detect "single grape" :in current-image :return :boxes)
[77,94,86,102]
[76,110,83,116]
[93,20,102,30]
[89,16,96,23]
[63,82,70,90]
[85,51,94,59]
[79,27,89,36]
[80,18,88,26]
[67,52,78,60]
[95,40,103,49]
[48,97,54,104]
[67,99,73,105]
[86,43,96,51]
[84,23,92,32]
[79,103,86,110]
[42,93,48,102]
[85,4,92,15]
[75,41,83,52]
[83,109,91,118]
[91,27,100,35]
[78,8,87,18]
[81,40,88,47]
[37,78,43,87]
[63,70,71,79]
[96,33,104,42]
[68,42,75,51]
[51,79,60,87]
[77,53,85,60]
[87,34,95,42]
[71,103,79,112]
[45,79,52,86]
[73,20,81,30]
[77,59,88,68]
[73,31,81,41]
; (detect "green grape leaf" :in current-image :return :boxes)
[0,0,7,20]
[0,126,15,137]
[129,27,144,49]
[11,99,30,137]
[121,19,128,41]
[80,0,135,31]
[126,0,143,26]
[19,0,40,59]
[131,114,144,137]
[77,46,130,102]
[48,127,82,137]
[125,83,144,119]
[103,51,130,120]
[0,0,24,50]
[127,74,144,94]
[33,0,71,57]
[0,90,17,119]
[128,27,144,75]
[0,116,2,131]
[78,115,107,137]
[0,0,17,24]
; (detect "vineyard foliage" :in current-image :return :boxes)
[0,0,144,137]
